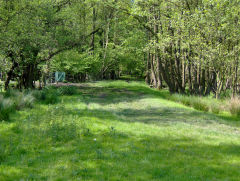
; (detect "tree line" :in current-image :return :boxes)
[0,0,239,98]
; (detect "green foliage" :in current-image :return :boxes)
[0,81,4,92]
[0,143,7,162]
[32,86,59,104]
[4,89,35,109]
[13,92,35,110]
[210,103,221,114]
[192,99,209,112]
[169,93,227,114]
[0,90,36,121]
[0,81,240,180]
[47,120,78,142]
[0,85,80,121]
[0,95,15,121]
[170,94,192,107]
[229,97,240,117]
[220,90,233,99]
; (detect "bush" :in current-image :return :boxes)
[4,90,35,110]
[31,90,45,101]
[4,89,18,98]
[32,86,78,104]
[32,86,59,104]
[220,89,232,99]
[181,97,192,107]
[0,143,7,162]
[0,81,4,92]
[14,91,35,110]
[172,94,192,107]
[44,92,58,104]
[0,95,15,121]
[229,97,240,117]
[210,104,221,114]
[57,86,78,96]
[171,94,210,112]
[192,99,209,112]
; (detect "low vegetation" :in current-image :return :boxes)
[0,0,240,180]
[229,97,240,117]
[0,85,79,121]
[0,81,240,180]
[169,94,225,115]
[1,81,239,123]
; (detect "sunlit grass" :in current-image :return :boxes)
[0,80,240,180]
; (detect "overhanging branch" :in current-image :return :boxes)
[39,27,102,63]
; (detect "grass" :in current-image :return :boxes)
[0,81,240,180]
[229,97,240,116]
[168,93,227,114]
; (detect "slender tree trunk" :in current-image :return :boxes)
[145,52,151,85]
[150,53,157,87]
[90,3,96,53]
[5,61,18,90]
[5,52,18,90]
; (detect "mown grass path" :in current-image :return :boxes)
[0,81,240,181]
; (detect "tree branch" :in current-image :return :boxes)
[39,28,102,63]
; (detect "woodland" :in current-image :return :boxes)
[0,0,239,97]
[0,0,240,180]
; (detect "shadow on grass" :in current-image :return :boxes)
[1,116,240,180]
[74,84,240,127]
[1,82,240,180]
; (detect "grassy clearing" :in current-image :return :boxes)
[0,81,240,180]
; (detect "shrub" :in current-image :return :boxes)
[44,92,58,104]
[32,87,59,104]
[31,90,45,101]
[57,86,77,96]
[14,91,35,110]
[181,97,192,107]
[229,97,240,117]
[0,95,15,121]
[177,95,192,107]
[0,81,4,92]
[0,89,37,121]
[0,143,7,162]
[210,104,221,114]
[192,99,209,112]
[4,90,36,110]
[220,90,232,99]
[4,89,18,98]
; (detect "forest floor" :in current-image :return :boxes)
[0,81,240,181]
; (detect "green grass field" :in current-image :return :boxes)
[0,81,240,181]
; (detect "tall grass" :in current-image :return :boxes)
[229,97,240,117]
[0,85,79,121]
[32,86,59,104]
[0,90,36,121]
[5,89,35,109]
[57,86,78,95]
[169,94,224,114]
[0,95,15,121]
[168,93,240,117]
[32,85,78,104]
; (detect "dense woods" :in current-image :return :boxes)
[0,0,240,97]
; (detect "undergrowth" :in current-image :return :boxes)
[229,97,240,117]
[169,94,225,115]
[0,85,78,121]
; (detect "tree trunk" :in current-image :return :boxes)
[5,52,18,90]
